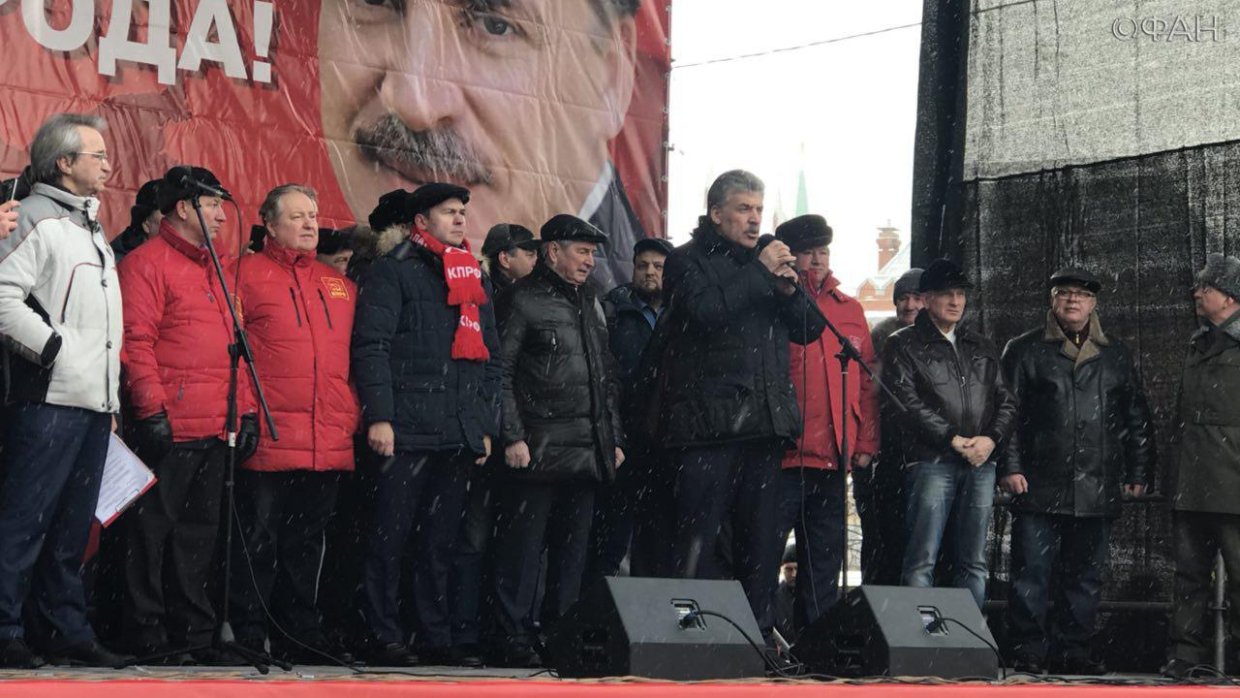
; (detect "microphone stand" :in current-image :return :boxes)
[120,192,285,672]
[791,274,906,602]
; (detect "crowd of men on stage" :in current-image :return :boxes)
[0,113,1236,679]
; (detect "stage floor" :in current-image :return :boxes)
[0,665,1231,697]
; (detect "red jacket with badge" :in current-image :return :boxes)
[236,243,359,472]
[783,271,880,471]
[119,222,253,441]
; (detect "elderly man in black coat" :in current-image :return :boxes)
[999,268,1155,675]
[351,183,501,667]
[489,215,625,667]
[642,170,826,642]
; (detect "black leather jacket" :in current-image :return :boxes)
[881,310,1017,466]
[999,314,1155,517]
[500,263,623,482]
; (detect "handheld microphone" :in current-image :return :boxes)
[757,234,797,270]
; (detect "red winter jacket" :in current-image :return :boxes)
[783,271,880,470]
[119,223,253,441]
[237,243,359,472]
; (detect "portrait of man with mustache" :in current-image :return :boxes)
[318,0,645,289]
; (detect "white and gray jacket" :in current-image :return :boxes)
[0,183,122,413]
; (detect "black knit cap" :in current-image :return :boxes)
[129,179,161,229]
[634,237,674,257]
[919,258,974,292]
[368,189,411,232]
[482,223,539,257]
[156,166,226,214]
[541,214,608,244]
[316,228,352,256]
[1048,267,1102,294]
[893,268,924,300]
[408,182,470,218]
[775,214,833,253]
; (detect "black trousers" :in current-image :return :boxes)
[363,450,473,649]
[776,467,846,630]
[1168,511,1240,666]
[490,479,595,648]
[1006,512,1108,662]
[669,440,782,635]
[229,469,340,648]
[318,437,377,647]
[123,442,226,648]
[855,457,906,586]
[451,460,499,647]
[587,445,677,582]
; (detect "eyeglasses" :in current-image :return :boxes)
[1052,288,1095,300]
[74,151,109,163]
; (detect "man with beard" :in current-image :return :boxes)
[857,267,923,585]
[490,215,624,667]
[352,184,501,667]
[118,166,260,662]
[588,237,674,581]
[645,170,826,644]
[318,0,643,290]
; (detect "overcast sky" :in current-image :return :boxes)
[667,0,923,292]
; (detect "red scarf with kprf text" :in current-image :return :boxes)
[410,228,490,361]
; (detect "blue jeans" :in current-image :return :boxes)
[901,459,996,608]
[0,403,109,650]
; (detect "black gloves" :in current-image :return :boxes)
[236,414,260,462]
[130,412,173,466]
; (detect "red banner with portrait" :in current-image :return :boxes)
[0,0,669,287]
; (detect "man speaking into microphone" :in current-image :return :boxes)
[646,170,826,645]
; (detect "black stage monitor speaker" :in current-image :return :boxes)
[546,577,767,680]
[793,585,999,679]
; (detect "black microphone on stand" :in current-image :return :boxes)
[170,165,234,200]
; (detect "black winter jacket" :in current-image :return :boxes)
[643,221,827,448]
[351,241,501,454]
[501,263,623,482]
[1000,312,1156,517]
[604,283,658,385]
[882,310,1017,466]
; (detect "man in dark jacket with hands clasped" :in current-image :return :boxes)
[883,258,1017,609]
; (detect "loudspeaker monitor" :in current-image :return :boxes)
[793,585,999,679]
[546,577,767,680]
